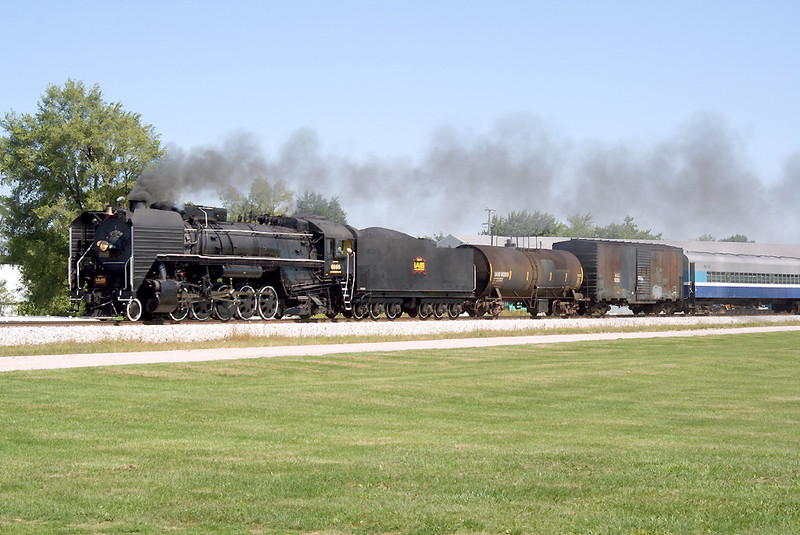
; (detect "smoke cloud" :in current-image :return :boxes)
[130,112,799,242]
[129,132,269,204]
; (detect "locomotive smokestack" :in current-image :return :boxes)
[129,200,147,211]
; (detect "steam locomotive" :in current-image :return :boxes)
[70,200,798,321]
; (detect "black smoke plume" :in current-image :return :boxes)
[129,133,269,204]
[129,112,799,242]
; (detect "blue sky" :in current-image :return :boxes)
[2,1,799,241]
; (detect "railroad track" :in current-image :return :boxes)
[0,315,503,328]
[0,310,792,328]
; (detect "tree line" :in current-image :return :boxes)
[484,210,751,242]
[485,211,662,240]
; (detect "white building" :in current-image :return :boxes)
[0,264,24,316]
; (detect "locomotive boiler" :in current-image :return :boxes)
[69,201,356,321]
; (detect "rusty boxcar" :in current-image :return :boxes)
[552,239,684,315]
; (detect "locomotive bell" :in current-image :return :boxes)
[103,206,114,217]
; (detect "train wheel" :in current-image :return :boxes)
[385,303,402,320]
[169,305,189,322]
[417,302,433,320]
[353,302,368,320]
[465,303,486,317]
[369,303,384,320]
[447,303,462,319]
[236,286,257,320]
[433,302,447,320]
[125,298,143,321]
[257,286,281,320]
[214,286,235,321]
[191,299,213,321]
[214,303,234,321]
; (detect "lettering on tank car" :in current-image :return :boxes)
[493,271,511,283]
[412,257,426,275]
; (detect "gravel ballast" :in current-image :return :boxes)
[1,314,798,348]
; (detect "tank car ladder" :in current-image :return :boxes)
[341,248,356,311]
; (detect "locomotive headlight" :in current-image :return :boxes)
[97,240,111,252]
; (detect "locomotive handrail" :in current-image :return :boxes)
[340,248,356,310]
[72,244,94,293]
[68,227,74,292]
[156,253,324,264]
[216,229,314,239]
[125,257,133,292]
[198,207,210,228]
[348,248,356,300]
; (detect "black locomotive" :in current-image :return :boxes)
[69,200,608,321]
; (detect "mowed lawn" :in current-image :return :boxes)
[1,333,799,534]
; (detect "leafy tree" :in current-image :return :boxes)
[693,234,753,243]
[294,190,348,224]
[593,215,662,240]
[719,234,753,243]
[565,213,595,237]
[484,210,565,236]
[0,80,163,314]
[421,232,445,242]
[221,176,294,221]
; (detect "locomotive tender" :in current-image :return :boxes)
[69,201,800,321]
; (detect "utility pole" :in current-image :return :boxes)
[485,207,495,246]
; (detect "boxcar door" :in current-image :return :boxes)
[635,247,652,301]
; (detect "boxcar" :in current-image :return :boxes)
[553,239,684,314]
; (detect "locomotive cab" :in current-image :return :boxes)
[302,217,358,278]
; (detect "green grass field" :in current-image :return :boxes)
[1,332,799,534]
